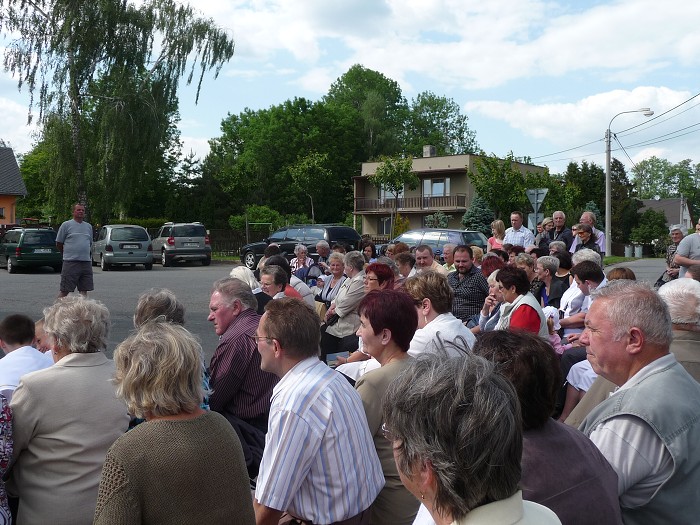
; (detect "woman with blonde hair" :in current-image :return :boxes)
[488,219,505,251]
[94,322,254,524]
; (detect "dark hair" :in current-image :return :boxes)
[395,252,415,267]
[263,298,320,358]
[331,243,347,253]
[264,244,282,258]
[570,260,605,283]
[480,256,505,278]
[365,262,395,288]
[553,251,572,271]
[496,266,530,295]
[0,314,35,345]
[361,240,377,260]
[453,244,474,259]
[393,242,410,254]
[415,244,433,256]
[265,254,292,280]
[507,245,525,256]
[490,248,509,263]
[686,264,700,282]
[530,247,548,258]
[511,211,524,219]
[358,290,417,352]
[473,330,561,430]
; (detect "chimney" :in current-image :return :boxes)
[422,145,436,158]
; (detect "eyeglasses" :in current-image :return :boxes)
[246,334,273,344]
[381,422,396,441]
[577,231,587,236]
[363,276,379,282]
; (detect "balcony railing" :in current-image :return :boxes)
[355,194,468,212]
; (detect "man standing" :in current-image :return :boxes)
[448,245,489,322]
[56,203,93,297]
[579,281,700,523]
[549,211,574,250]
[674,220,700,277]
[414,245,448,275]
[569,211,605,255]
[253,298,384,525]
[503,211,535,247]
[207,278,278,476]
[441,243,456,272]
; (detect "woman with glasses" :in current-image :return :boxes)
[363,262,394,292]
[573,224,600,253]
[354,290,419,525]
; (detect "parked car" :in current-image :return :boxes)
[152,222,211,267]
[240,224,362,270]
[0,227,62,273]
[389,228,489,262]
[91,224,153,271]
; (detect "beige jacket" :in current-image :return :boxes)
[326,271,365,338]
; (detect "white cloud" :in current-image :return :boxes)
[0,97,40,154]
[180,136,211,163]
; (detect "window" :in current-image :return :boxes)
[378,185,403,202]
[268,228,287,243]
[378,217,392,235]
[111,227,148,242]
[0,207,4,218]
[423,178,450,197]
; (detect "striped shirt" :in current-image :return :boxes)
[208,309,278,421]
[255,357,384,523]
[503,226,536,247]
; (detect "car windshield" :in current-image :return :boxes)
[23,231,56,246]
[111,227,149,242]
[172,225,206,237]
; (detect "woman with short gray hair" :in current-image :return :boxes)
[535,256,565,309]
[290,243,312,274]
[383,354,560,524]
[9,297,130,524]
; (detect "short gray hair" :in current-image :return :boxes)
[537,255,559,275]
[114,322,205,419]
[43,297,109,354]
[293,243,308,256]
[658,279,700,326]
[316,240,330,250]
[514,252,535,269]
[571,248,601,267]
[591,281,672,347]
[487,268,500,285]
[442,243,456,252]
[328,251,345,265]
[344,250,366,272]
[383,354,521,520]
[212,277,258,311]
[376,256,399,275]
[549,241,567,255]
[134,288,185,327]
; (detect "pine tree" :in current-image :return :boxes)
[462,194,494,235]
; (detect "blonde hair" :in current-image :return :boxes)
[490,220,505,240]
[113,322,205,419]
[404,271,453,314]
[470,246,484,264]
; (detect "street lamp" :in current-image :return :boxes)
[605,107,653,255]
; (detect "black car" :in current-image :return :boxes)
[240,224,362,270]
[389,228,489,261]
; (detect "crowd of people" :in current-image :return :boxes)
[0,211,699,524]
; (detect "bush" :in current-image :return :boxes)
[112,217,170,229]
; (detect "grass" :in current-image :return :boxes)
[212,253,240,263]
[603,256,635,265]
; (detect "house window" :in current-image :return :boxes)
[378,185,403,201]
[378,217,392,235]
[423,177,450,197]
[0,207,4,219]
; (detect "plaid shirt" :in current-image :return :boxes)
[448,265,490,321]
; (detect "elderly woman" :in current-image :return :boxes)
[364,262,395,292]
[472,268,505,335]
[403,271,476,356]
[314,252,346,315]
[384,243,397,259]
[355,290,419,525]
[535,256,565,309]
[230,266,271,314]
[488,219,505,251]
[290,243,312,274]
[134,287,185,326]
[383,354,560,525]
[94,322,255,524]
[515,252,544,301]
[473,331,621,524]
[321,251,366,362]
[495,266,548,337]
[573,223,600,253]
[8,297,129,524]
[534,217,554,249]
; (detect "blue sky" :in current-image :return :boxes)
[2,0,699,176]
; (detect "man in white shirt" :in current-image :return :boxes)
[0,314,54,401]
[503,211,535,247]
[579,281,700,523]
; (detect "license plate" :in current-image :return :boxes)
[34,248,51,253]
[184,242,198,247]
[122,244,140,249]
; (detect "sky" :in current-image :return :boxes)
[1,0,699,177]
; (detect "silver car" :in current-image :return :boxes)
[92,225,153,271]
[152,222,212,267]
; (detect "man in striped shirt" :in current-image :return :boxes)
[208,278,278,476]
[253,298,384,525]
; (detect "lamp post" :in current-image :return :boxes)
[605,108,653,255]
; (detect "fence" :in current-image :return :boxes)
[145,227,270,258]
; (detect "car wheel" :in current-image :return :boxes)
[53,265,62,273]
[145,263,153,270]
[161,250,171,267]
[100,255,110,271]
[243,251,257,270]
[6,257,14,274]
[202,256,211,266]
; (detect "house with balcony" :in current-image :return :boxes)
[354,147,544,236]
[0,147,27,227]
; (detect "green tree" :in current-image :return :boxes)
[632,156,700,219]
[0,0,235,207]
[288,152,334,224]
[630,209,668,245]
[461,194,494,235]
[404,91,479,157]
[424,211,452,228]
[610,158,642,243]
[369,156,417,236]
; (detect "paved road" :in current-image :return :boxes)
[605,257,666,284]
[0,262,239,360]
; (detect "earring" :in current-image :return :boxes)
[420,493,425,500]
